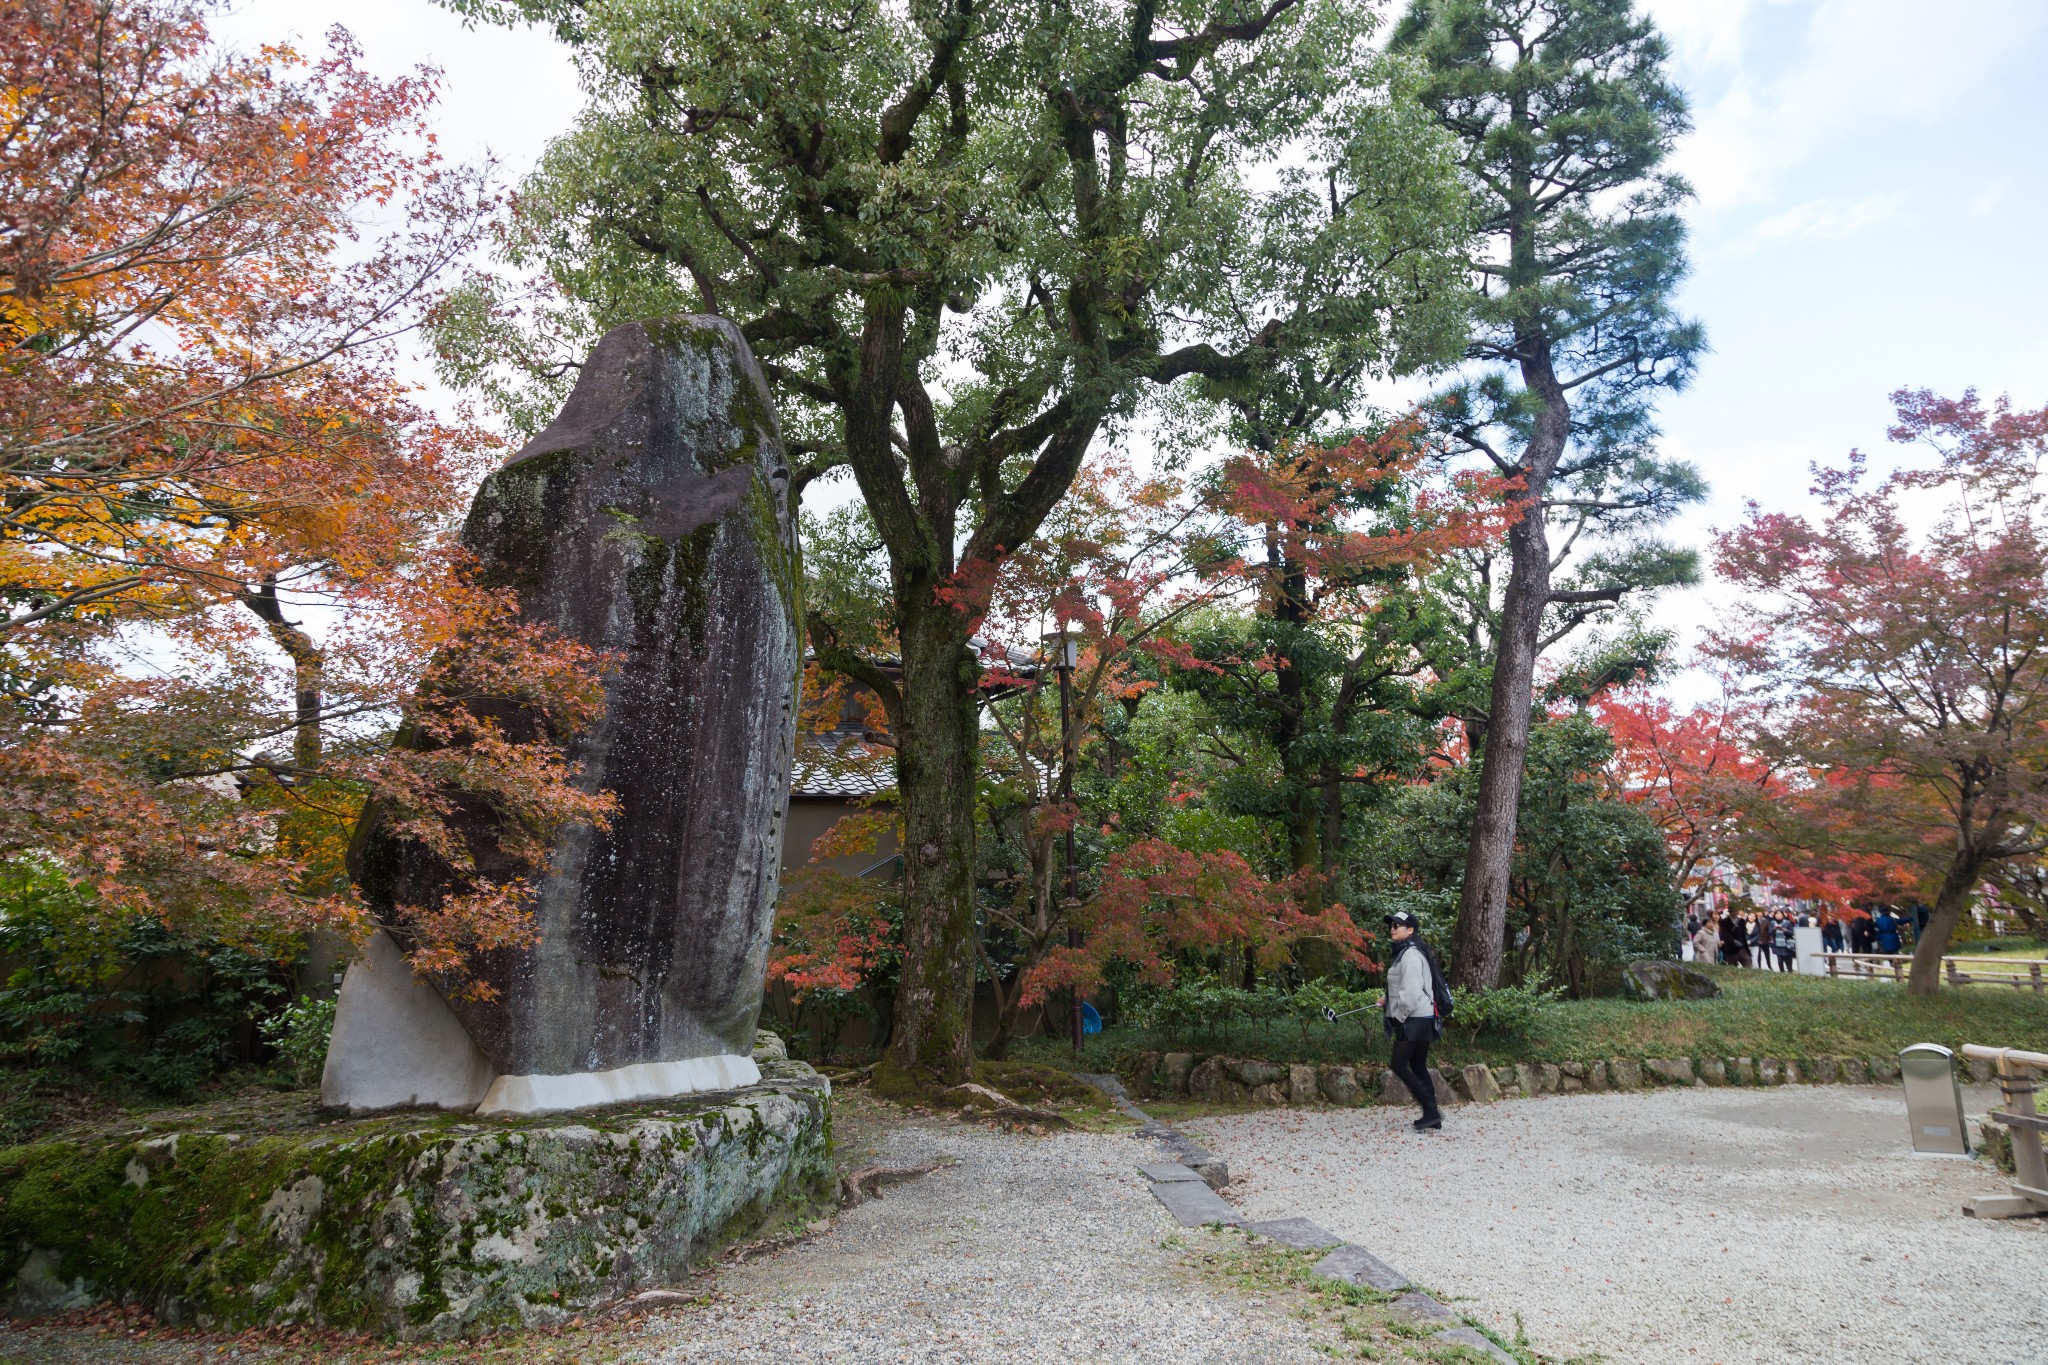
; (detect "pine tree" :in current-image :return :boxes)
[1392,0,1705,988]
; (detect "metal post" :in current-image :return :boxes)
[1057,632,1081,1057]
[1899,1043,1970,1156]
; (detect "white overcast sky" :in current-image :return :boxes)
[216,0,2048,696]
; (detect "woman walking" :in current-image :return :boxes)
[1693,913,1720,968]
[1772,912,1797,972]
[1748,913,1769,968]
[1381,910,1446,1131]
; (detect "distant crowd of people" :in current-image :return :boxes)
[1820,905,1926,956]
[1683,903,1929,968]
[1687,907,1803,970]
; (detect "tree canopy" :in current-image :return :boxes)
[1712,388,2048,992]
[434,0,1481,1084]
[0,0,607,988]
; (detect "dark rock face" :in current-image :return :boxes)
[1620,959,1722,1003]
[350,317,800,1081]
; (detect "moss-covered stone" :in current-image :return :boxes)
[0,1060,831,1339]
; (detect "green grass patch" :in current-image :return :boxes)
[1179,1226,1575,1363]
[1014,967,2048,1073]
[1949,938,2046,956]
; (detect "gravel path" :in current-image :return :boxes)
[1187,1084,2048,1365]
[634,1111,1331,1364]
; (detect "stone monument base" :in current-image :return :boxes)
[319,930,768,1117]
[0,1042,829,1339]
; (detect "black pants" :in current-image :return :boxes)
[1389,1037,1438,1118]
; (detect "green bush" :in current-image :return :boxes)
[1444,981,1561,1042]
[1123,976,1384,1050]
[1286,978,1379,1046]
[1127,977,1277,1047]
[0,858,291,1096]
[258,996,336,1089]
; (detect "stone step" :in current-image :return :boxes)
[1242,1217,1344,1251]
[1138,1161,1204,1183]
[1148,1177,1242,1227]
[1390,1291,1456,1324]
[1435,1324,1517,1363]
[1310,1243,1412,1291]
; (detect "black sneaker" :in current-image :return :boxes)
[1413,1114,1443,1131]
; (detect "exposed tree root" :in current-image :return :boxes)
[839,1157,951,1206]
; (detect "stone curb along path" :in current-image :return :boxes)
[1119,1047,1938,1112]
[1078,1074,1517,1365]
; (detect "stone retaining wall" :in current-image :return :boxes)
[0,1042,830,1338]
[1119,1048,1969,1109]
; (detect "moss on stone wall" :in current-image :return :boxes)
[0,1063,831,1339]
[466,447,581,594]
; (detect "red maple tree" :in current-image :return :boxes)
[1595,684,1780,901]
[1711,387,2048,990]
[0,0,610,988]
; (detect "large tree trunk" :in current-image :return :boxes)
[1448,508,1548,988]
[1274,575,1322,883]
[1908,845,1986,995]
[241,576,324,771]
[886,599,982,1085]
[1447,351,1568,990]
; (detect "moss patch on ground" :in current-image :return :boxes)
[1017,967,2048,1075]
[1180,1228,1574,1364]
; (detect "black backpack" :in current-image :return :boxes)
[1420,942,1455,1020]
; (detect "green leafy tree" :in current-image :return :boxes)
[435,0,1472,1084]
[1175,424,1513,894]
[1390,0,1705,988]
[1359,710,1675,996]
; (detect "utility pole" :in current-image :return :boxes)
[1054,628,1081,1056]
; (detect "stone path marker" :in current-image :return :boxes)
[326,316,801,1115]
[1145,1168,1243,1227]
[1082,1071,1230,1187]
[1312,1243,1412,1291]
[1242,1217,1345,1252]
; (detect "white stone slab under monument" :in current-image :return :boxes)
[320,929,496,1112]
[476,1054,761,1116]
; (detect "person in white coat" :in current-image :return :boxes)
[1380,910,1445,1131]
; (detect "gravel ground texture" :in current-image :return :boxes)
[633,1107,1336,1365]
[0,1097,1452,1365]
[1187,1083,2048,1365]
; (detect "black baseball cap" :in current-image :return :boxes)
[1383,910,1419,929]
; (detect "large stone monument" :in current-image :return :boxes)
[323,315,802,1116]
[0,320,827,1338]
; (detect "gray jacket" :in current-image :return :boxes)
[1384,943,1436,1022]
